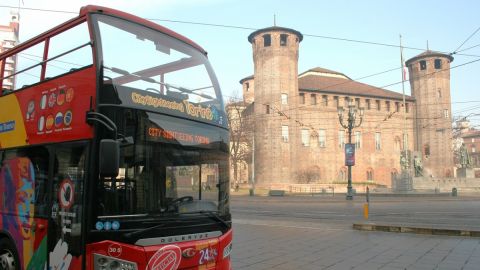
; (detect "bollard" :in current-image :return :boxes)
[364,186,370,220]
[363,203,369,220]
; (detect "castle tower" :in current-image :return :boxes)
[406,51,454,177]
[248,27,303,186]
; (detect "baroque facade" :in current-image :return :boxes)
[232,26,455,188]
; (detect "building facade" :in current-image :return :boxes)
[234,26,456,188]
[0,11,20,91]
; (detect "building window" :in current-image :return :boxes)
[444,109,449,118]
[366,99,371,110]
[263,34,271,47]
[282,125,289,142]
[420,60,427,70]
[472,145,476,153]
[319,129,326,148]
[375,132,381,150]
[280,34,288,46]
[386,101,391,112]
[406,103,410,113]
[472,138,475,143]
[367,169,374,182]
[434,59,442,69]
[355,131,362,149]
[437,89,442,98]
[394,137,401,151]
[246,82,250,92]
[266,104,270,114]
[376,100,381,111]
[299,93,305,104]
[424,144,430,157]
[355,98,360,108]
[395,102,400,112]
[281,93,288,105]
[311,94,317,105]
[338,130,345,149]
[301,129,310,146]
[344,97,350,107]
[334,96,339,107]
[322,95,328,106]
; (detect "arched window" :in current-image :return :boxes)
[391,169,398,180]
[424,144,430,158]
[394,136,401,152]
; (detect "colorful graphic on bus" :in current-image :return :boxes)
[0,157,47,269]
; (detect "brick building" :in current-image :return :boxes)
[232,26,455,188]
[0,11,20,91]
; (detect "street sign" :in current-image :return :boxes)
[345,143,355,166]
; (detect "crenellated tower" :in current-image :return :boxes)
[406,51,454,177]
[248,27,303,186]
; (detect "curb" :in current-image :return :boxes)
[353,223,480,237]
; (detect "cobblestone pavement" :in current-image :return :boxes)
[231,221,480,270]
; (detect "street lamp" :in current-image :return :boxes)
[338,100,364,200]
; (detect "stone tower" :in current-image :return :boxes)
[406,51,454,177]
[248,27,303,186]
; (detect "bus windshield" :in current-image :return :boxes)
[97,109,230,219]
[93,14,224,113]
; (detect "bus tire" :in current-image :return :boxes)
[0,238,19,270]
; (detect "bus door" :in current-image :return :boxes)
[48,142,87,270]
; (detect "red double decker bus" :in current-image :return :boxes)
[0,5,232,270]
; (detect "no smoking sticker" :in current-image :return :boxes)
[59,179,74,209]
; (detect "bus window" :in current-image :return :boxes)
[45,21,92,79]
[12,41,45,91]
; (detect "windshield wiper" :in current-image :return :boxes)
[123,223,167,238]
[186,211,230,228]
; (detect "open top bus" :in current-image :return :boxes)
[0,5,231,270]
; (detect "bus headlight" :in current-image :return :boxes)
[94,254,137,270]
[222,242,233,259]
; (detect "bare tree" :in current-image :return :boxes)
[295,167,321,184]
[226,96,253,187]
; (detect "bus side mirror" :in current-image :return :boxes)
[99,139,120,177]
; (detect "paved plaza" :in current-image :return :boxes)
[230,194,480,270]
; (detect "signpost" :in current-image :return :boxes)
[345,143,355,166]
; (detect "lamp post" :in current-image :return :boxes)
[338,100,364,200]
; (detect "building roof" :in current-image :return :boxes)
[239,75,254,84]
[298,67,415,101]
[299,67,351,80]
[248,26,303,43]
[461,129,480,139]
[405,50,454,66]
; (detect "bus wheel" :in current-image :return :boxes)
[0,238,18,270]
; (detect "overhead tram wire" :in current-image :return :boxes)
[5,5,479,129]
[1,5,479,58]
[451,25,480,55]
